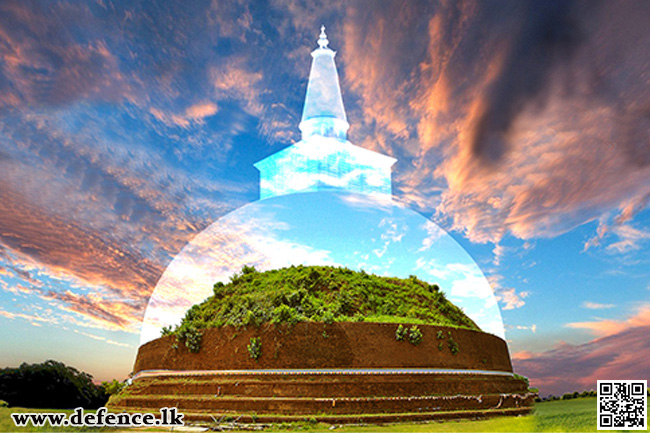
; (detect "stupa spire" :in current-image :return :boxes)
[254,26,396,200]
[318,25,329,49]
[299,25,350,140]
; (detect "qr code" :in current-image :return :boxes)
[598,380,647,430]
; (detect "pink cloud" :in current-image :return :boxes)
[0,185,164,331]
[185,102,218,120]
[566,305,650,337]
[210,59,264,115]
[42,289,140,332]
[0,2,130,108]
[487,274,529,311]
[0,307,56,328]
[496,287,528,310]
[340,2,650,245]
[149,101,218,129]
[582,302,615,310]
[514,309,650,396]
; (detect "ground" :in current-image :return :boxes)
[1,397,647,432]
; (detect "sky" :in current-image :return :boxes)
[139,191,506,345]
[0,0,649,397]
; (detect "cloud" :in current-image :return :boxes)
[0,245,147,332]
[0,283,32,296]
[0,1,266,341]
[207,0,254,42]
[341,1,650,245]
[511,350,535,360]
[584,221,610,251]
[342,2,425,141]
[492,244,506,266]
[0,1,130,108]
[1,245,147,333]
[506,324,536,333]
[0,306,57,328]
[566,304,650,337]
[42,289,141,332]
[488,274,529,310]
[605,225,650,254]
[418,220,445,251]
[582,301,615,310]
[185,102,218,120]
[449,272,493,300]
[1,1,648,376]
[73,329,134,348]
[150,101,218,129]
[0,77,249,335]
[497,287,528,310]
[585,196,650,252]
[373,218,407,258]
[207,55,299,144]
[0,186,163,302]
[468,1,584,163]
[211,59,265,116]
[513,322,650,397]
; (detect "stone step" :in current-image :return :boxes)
[126,373,527,398]
[110,392,536,415]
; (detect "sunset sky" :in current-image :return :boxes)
[1,0,649,397]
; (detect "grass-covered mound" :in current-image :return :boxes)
[166,265,480,340]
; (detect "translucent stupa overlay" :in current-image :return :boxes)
[255,26,395,200]
[139,28,505,345]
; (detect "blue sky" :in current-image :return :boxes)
[0,0,649,396]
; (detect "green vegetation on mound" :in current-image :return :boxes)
[167,265,480,339]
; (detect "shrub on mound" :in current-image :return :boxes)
[166,265,480,338]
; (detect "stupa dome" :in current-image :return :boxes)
[117,28,533,425]
[139,27,504,346]
[140,190,504,345]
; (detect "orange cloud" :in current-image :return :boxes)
[149,101,218,129]
[149,107,190,128]
[515,307,650,395]
[207,0,253,42]
[338,2,650,246]
[511,350,535,360]
[211,59,264,116]
[185,102,218,120]
[0,185,163,321]
[566,305,650,338]
[514,324,650,397]
[0,2,130,107]
[0,307,57,328]
[42,289,140,332]
[342,3,422,144]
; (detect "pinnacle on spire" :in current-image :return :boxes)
[299,26,349,140]
[318,25,329,49]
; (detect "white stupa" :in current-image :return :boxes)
[255,26,395,199]
[139,28,504,346]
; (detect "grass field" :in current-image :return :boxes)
[1,397,646,432]
[295,398,645,433]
